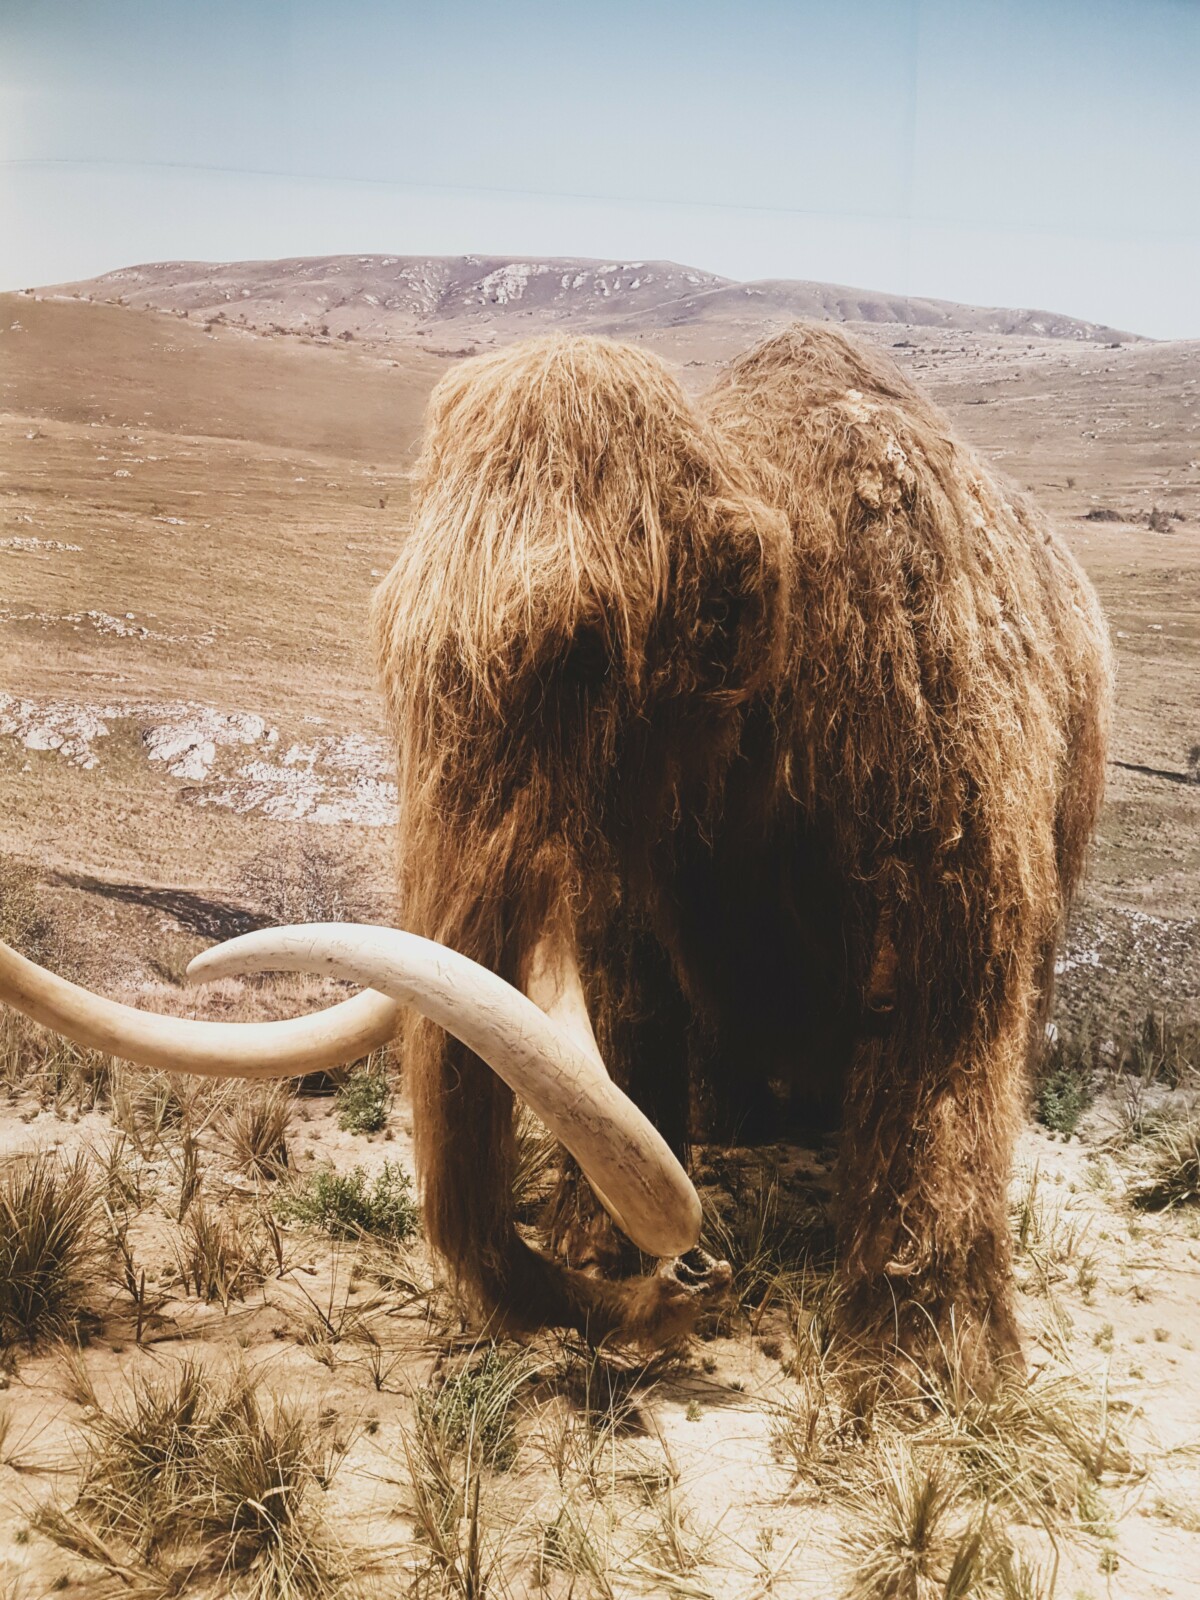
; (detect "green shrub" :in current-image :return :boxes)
[335,1056,393,1134]
[1034,1033,1094,1136]
[275,1161,418,1241]
[415,1345,533,1470]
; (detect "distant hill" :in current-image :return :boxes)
[37,254,1141,347]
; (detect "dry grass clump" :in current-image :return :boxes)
[538,1504,616,1599]
[1131,1111,1200,1209]
[839,1440,990,1600]
[1031,1006,1198,1140]
[528,1338,669,1507]
[512,1107,559,1223]
[0,1008,113,1112]
[771,1308,1136,1596]
[771,1357,859,1491]
[38,1359,352,1598]
[222,1081,296,1177]
[0,1152,99,1347]
[173,1201,274,1308]
[1117,1010,1200,1087]
[110,1061,225,1155]
[913,1366,1133,1525]
[402,1420,499,1599]
[0,855,62,967]
[0,861,109,1109]
[401,1344,535,1596]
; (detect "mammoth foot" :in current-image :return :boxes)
[834,1280,1026,1406]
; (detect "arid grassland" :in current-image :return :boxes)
[1,268,1199,1599]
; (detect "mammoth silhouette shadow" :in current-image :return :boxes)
[53,870,268,946]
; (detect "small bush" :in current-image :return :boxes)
[1034,1032,1095,1135]
[0,1154,99,1346]
[238,837,376,926]
[0,855,57,964]
[275,1161,418,1241]
[336,1055,392,1134]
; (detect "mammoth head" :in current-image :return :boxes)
[352,337,799,1131]
[371,336,791,853]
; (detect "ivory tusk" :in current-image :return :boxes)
[187,923,701,1258]
[0,937,400,1079]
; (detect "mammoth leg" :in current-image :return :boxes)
[834,977,1030,1389]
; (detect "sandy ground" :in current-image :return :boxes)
[1,1073,1199,1599]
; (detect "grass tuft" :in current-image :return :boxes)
[416,1343,535,1472]
[38,1360,351,1597]
[1131,1112,1200,1209]
[174,1202,271,1308]
[223,1081,296,1178]
[915,1366,1133,1525]
[400,1343,533,1597]
[512,1108,559,1223]
[0,1153,99,1348]
[840,1441,968,1600]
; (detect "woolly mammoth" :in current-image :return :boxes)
[0,324,1112,1379]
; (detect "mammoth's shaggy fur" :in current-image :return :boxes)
[371,324,1112,1376]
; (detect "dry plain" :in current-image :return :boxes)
[1,261,1199,1600]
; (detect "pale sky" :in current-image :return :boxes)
[2,0,1198,337]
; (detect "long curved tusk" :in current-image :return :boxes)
[523,931,636,1240]
[187,924,701,1259]
[0,937,401,1079]
[524,933,605,1069]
